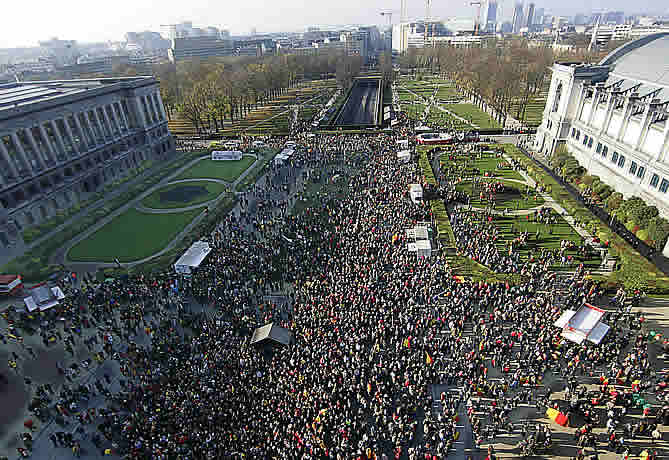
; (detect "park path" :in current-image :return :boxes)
[399,85,478,129]
[56,154,263,269]
[242,90,326,133]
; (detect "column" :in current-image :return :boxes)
[144,95,158,125]
[11,132,32,174]
[658,120,669,163]
[93,109,109,141]
[0,138,19,179]
[38,124,58,164]
[598,93,615,136]
[616,97,633,142]
[26,129,48,170]
[134,96,148,128]
[50,120,68,160]
[80,112,97,147]
[115,102,129,132]
[635,104,653,151]
[586,88,599,127]
[73,114,90,151]
[62,119,80,156]
[154,92,167,120]
[107,105,122,136]
[101,105,117,139]
[575,83,588,121]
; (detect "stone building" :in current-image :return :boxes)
[535,33,669,229]
[0,76,174,253]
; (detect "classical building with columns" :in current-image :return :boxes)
[0,76,174,249]
[535,33,669,221]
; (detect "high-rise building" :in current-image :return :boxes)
[483,0,498,33]
[534,7,544,26]
[525,3,535,31]
[512,3,525,33]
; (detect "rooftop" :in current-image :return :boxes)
[0,76,154,113]
[599,33,669,103]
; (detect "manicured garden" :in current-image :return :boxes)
[443,103,501,130]
[68,208,201,263]
[455,179,544,211]
[141,181,227,209]
[174,156,255,182]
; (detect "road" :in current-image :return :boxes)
[336,80,379,126]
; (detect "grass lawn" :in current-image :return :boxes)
[68,208,201,262]
[141,181,227,209]
[491,214,601,269]
[455,179,544,211]
[445,103,501,129]
[440,152,525,181]
[174,155,255,182]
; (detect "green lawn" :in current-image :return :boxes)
[174,155,255,182]
[444,103,501,130]
[68,208,201,262]
[141,181,227,209]
[440,152,525,181]
[455,179,544,211]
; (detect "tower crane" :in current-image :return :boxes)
[379,11,396,27]
[470,1,482,35]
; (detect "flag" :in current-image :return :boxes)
[546,408,568,427]
[426,352,433,365]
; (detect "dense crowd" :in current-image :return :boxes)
[1,125,667,460]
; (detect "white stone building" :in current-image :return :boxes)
[535,33,669,224]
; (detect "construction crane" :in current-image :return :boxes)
[379,11,396,27]
[470,1,482,35]
[424,0,432,46]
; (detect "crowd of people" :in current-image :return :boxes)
[1,115,668,460]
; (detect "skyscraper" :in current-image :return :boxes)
[512,2,525,33]
[484,0,498,33]
[525,3,535,31]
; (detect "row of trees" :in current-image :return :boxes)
[401,38,621,127]
[153,52,363,134]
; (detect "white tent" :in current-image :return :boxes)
[396,139,409,149]
[174,241,212,275]
[24,285,65,312]
[274,148,295,165]
[553,303,610,345]
[211,150,242,161]
[397,150,411,163]
[408,184,423,204]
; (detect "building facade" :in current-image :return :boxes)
[534,33,669,252]
[0,76,174,253]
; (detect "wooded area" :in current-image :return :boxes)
[153,53,364,134]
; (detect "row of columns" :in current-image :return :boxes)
[577,85,669,161]
[0,90,167,188]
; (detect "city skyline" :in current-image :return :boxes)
[2,0,667,48]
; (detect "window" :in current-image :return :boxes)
[588,137,594,149]
[618,155,625,168]
[601,146,608,158]
[552,82,563,113]
[596,143,602,153]
[571,128,576,137]
[629,161,637,175]
[576,130,580,140]
[651,173,660,188]
[637,166,645,179]
[611,151,618,163]
[661,179,669,193]
[583,135,588,146]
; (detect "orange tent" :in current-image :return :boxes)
[546,408,568,427]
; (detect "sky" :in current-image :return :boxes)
[1,0,667,48]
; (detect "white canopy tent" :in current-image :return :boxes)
[408,184,423,204]
[397,150,411,163]
[407,239,432,258]
[553,303,610,345]
[24,285,65,312]
[396,139,409,149]
[274,148,295,165]
[174,241,213,275]
[211,150,242,161]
